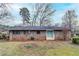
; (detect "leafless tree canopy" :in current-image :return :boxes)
[31,3,55,26]
[0,3,14,25]
[62,10,77,27]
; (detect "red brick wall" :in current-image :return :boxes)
[9,30,46,41]
[54,31,71,40]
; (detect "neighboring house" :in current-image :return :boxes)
[9,26,71,41]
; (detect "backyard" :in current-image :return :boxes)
[0,41,79,56]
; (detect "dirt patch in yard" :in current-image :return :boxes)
[20,41,58,49]
[19,41,58,55]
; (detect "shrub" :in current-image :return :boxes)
[30,37,34,40]
[2,34,6,39]
[0,33,9,40]
[72,36,79,44]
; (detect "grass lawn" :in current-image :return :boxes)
[0,41,79,56]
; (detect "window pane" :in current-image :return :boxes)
[37,31,40,34]
[13,31,20,34]
[23,31,26,34]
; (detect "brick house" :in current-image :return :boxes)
[9,26,71,41]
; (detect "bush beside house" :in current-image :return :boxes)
[72,36,79,44]
[0,32,9,41]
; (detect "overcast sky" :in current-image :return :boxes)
[1,3,79,26]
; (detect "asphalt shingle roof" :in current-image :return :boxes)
[9,26,70,31]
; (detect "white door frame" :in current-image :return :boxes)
[46,30,55,40]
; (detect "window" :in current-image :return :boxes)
[26,31,30,34]
[23,31,26,34]
[13,31,20,34]
[37,31,40,34]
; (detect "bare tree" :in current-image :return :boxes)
[0,3,12,19]
[62,10,77,36]
[0,3,14,25]
[31,3,55,26]
[19,7,30,25]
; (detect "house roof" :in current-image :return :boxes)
[9,26,70,31]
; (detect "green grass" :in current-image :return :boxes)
[46,46,79,56]
[0,41,79,56]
